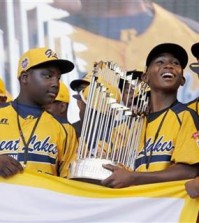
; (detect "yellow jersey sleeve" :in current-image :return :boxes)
[58,123,78,178]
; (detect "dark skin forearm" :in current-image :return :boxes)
[133,163,199,185]
[185,177,199,198]
[101,163,199,188]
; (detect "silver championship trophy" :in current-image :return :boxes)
[69,61,149,184]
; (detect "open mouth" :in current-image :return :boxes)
[161,72,175,79]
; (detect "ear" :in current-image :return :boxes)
[141,72,148,83]
[180,76,186,86]
[20,72,29,84]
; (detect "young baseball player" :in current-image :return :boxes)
[184,42,199,198]
[45,81,78,163]
[45,81,70,123]
[0,47,78,178]
[0,78,10,104]
[102,43,199,188]
[70,74,90,138]
[186,42,199,114]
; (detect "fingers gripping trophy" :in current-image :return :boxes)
[69,61,149,184]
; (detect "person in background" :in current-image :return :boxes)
[70,74,90,138]
[0,47,77,178]
[0,77,9,103]
[101,43,199,188]
[185,42,199,198]
[186,42,199,115]
[45,81,70,123]
[45,81,78,165]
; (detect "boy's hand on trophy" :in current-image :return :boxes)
[101,164,134,188]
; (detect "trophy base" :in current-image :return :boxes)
[69,158,114,185]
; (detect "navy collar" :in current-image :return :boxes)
[12,100,43,119]
[53,115,68,124]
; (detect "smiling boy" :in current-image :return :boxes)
[102,43,199,188]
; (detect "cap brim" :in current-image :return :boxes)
[72,94,82,100]
[49,60,74,74]
[146,43,188,69]
[119,70,143,91]
[126,70,143,80]
[189,62,199,74]
[70,79,90,91]
[32,59,74,74]
[191,43,199,58]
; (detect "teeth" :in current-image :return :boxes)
[162,73,174,78]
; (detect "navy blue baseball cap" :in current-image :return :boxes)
[191,42,199,59]
[146,43,188,69]
[118,69,143,91]
[190,43,199,74]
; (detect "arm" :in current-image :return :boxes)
[0,155,23,178]
[101,163,199,188]
[185,177,199,198]
[59,124,78,178]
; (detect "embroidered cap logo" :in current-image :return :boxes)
[45,49,58,59]
[21,58,29,69]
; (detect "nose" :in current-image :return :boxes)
[51,76,60,87]
[163,61,174,69]
[163,57,179,69]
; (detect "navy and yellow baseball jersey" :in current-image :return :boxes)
[134,101,199,172]
[0,100,78,178]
